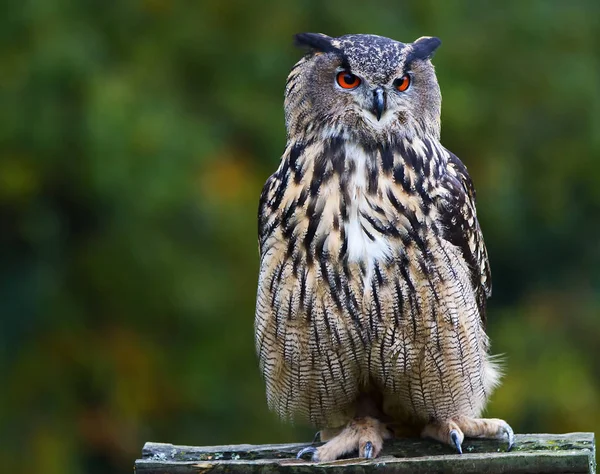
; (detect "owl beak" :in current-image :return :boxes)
[373,88,385,121]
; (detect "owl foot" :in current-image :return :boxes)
[297,416,391,462]
[422,416,514,454]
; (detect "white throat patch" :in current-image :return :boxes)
[343,144,392,269]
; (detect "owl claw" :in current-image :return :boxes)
[312,431,321,443]
[450,430,463,454]
[424,417,513,454]
[363,441,374,459]
[501,422,515,451]
[297,446,319,461]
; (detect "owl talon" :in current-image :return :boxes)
[363,441,374,459]
[297,446,319,461]
[424,416,515,453]
[298,417,387,461]
[450,430,463,454]
[312,431,321,443]
[501,422,515,451]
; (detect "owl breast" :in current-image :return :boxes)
[343,145,393,269]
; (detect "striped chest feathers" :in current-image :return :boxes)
[342,144,393,265]
[306,140,436,271]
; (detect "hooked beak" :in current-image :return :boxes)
[372,88,385,121]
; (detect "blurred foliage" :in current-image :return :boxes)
[1,1,599,473]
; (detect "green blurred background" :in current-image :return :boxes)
[1,1,599,473]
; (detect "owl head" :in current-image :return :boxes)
[285,33,442,142]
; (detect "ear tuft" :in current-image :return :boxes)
[410,36,442,61]
[294,33,338,54]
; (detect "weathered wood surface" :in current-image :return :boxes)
[135,432,596,474]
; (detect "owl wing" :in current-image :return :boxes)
[257,172,279,251]
[440,151,492,324]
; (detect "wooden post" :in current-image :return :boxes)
[134,432,595,473]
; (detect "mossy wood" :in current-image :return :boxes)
[135,432,595,474]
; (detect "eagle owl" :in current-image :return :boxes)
[255,33,513,461]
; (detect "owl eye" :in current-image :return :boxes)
[394,74,411,92]
[336,71,361,89]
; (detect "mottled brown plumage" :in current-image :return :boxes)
[255,33,513,461]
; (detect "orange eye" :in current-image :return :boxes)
[394,74,411,92]
[336,71,361,89]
